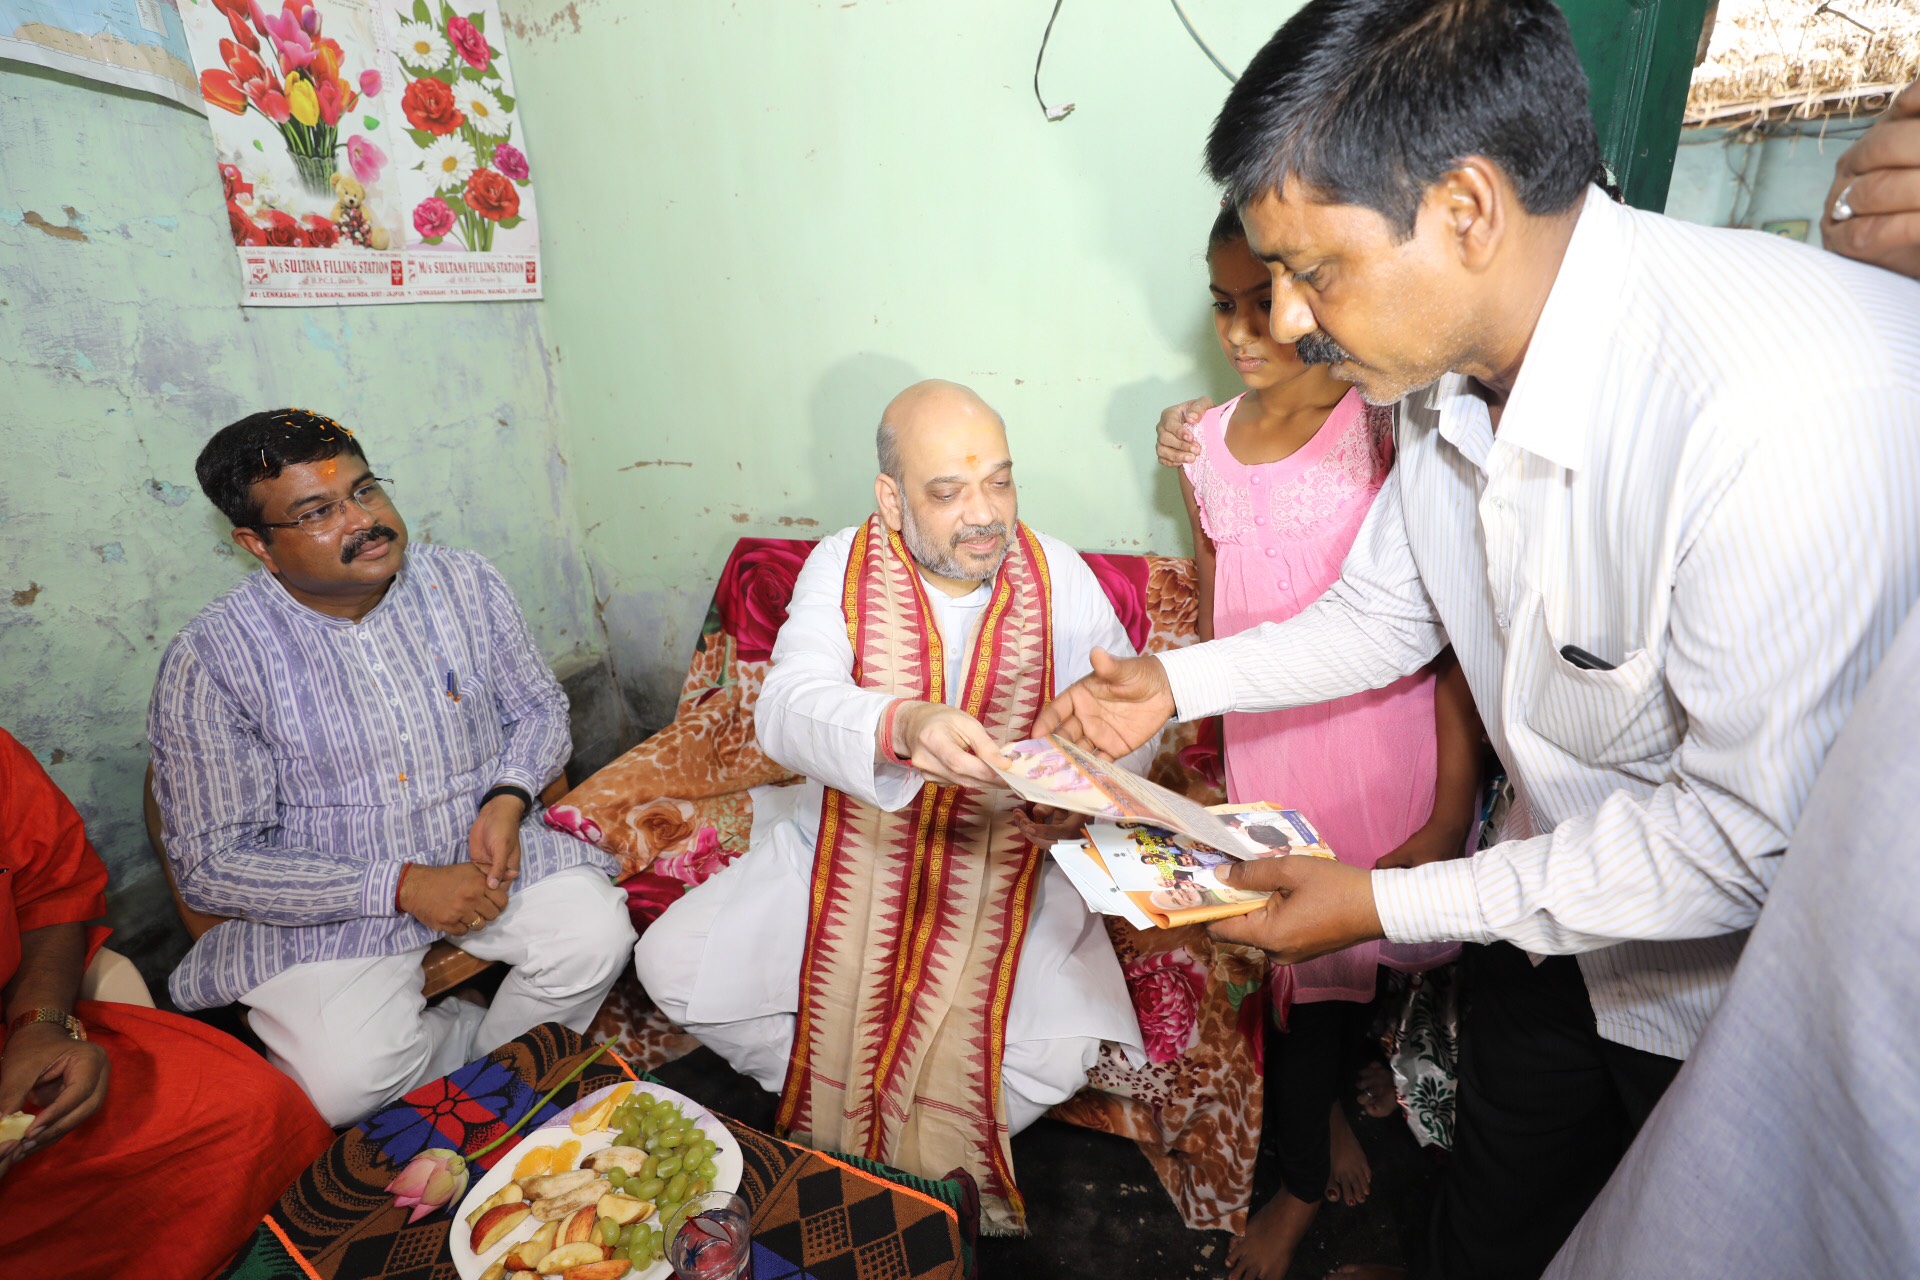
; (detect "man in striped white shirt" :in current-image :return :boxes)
[151,410,635,1126]
[1040,1,1920,1275]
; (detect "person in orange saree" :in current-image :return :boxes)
[0,726,332,1274]
[635,380,1148,1232]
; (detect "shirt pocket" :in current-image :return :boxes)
[1518,600,1682,774]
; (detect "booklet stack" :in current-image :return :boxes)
[993,735,1335,929]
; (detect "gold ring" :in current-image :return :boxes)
[471,917,484,928]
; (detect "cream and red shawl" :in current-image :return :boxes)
[776,513,1054,1232]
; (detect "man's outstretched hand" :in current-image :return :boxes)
[1033,648,1177,759]
[1208,855,1385,963]
[888,701,1007,790]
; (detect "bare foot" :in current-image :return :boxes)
[1326,1102,1371,1206]
[1226,1190,1319,1280]
[1325,1266,1407,1279]
[1355,1061,1398,1119]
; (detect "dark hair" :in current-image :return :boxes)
[1208,203,1245,252]
[1206,0,1600,238]
[195,408,367,530]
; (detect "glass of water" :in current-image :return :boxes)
[666,1191,753,1280]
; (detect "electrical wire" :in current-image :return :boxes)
[1033,0,1073,121]
[1170,0,1238,82]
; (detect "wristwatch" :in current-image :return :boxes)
[7,1008,86,1042]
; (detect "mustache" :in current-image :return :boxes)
[951,522,1009,549]
[1295,331,1353,367]
[341,524,399,564]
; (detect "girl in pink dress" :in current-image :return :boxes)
[1171,207,1485,1280]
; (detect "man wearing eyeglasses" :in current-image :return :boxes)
[148,409,635,1126]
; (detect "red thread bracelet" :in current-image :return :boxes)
[394,862,412,912]
[879,698,913,767]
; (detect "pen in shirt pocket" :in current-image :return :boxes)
[1560,645,1616,672]
[443,666,461,703]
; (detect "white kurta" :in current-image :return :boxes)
[636,525,1147,1130]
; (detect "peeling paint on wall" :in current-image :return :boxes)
[22,207,88,241]
[2,70,607,987]
[146,479,192,506]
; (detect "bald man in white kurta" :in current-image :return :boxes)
[636,523,1147,1130]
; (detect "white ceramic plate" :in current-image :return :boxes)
[448,1079,743,1280]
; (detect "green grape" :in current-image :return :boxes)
[666,1171,690,1202]
[642,1155,660,1180]
[654,1154,683,1179]
[643,1133,665,1154]
[689,1140,715,1164]
[688,1177,712,1198]
[632,1176,665,1200]
[656,1129,685,1150]
[608,1166,629,1190]
[695,1158,717,1180]
[618,1222,636,1246]
[657,1198,681,1227]
[621,1126,643,1150]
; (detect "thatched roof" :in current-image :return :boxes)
[1686,0,1920,126]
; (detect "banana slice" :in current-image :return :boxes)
[530,1177,611,1222]
[518,1168,599,1200]
[584,1145,647,1175]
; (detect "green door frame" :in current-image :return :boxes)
[1557,0,1715,210]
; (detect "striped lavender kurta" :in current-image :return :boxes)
[149,542,615,1010]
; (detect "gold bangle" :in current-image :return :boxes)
[6,1008,86,1042]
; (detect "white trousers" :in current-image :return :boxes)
[635,859,1114,1135]
[244,865,636,1127]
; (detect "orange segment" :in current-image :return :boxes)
[607,1083,634,1111]
[511,1145,555,1180]
[551,1139,582,1171]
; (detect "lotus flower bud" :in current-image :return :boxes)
[387,1147,469,1222]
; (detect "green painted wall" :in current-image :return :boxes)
[0,66,602,984]
[498,0,1303,725]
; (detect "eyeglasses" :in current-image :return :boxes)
[254,477,396,534]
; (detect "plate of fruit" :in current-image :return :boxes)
[450,1079,743,1280]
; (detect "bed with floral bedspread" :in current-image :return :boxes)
[546,536,1272,1233]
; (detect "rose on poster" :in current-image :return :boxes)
[392,0,538,254]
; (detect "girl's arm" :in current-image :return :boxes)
[1178,469,1217,642]
[1376,647,1484,869]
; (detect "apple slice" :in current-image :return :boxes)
[596,1194,651,1226]
[535,1242,607,1273]
[470,1202,532,1254]
[465,1182,527,1227]
[561,1204,600,1245]
[479,1262,507,1280]
[563,1260,633,1280]
[504,1220,559,1272]
[0,1112,31,1143]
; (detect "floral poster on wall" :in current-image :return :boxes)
[180,0,540,304]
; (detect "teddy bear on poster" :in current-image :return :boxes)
[329,173,391,251]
